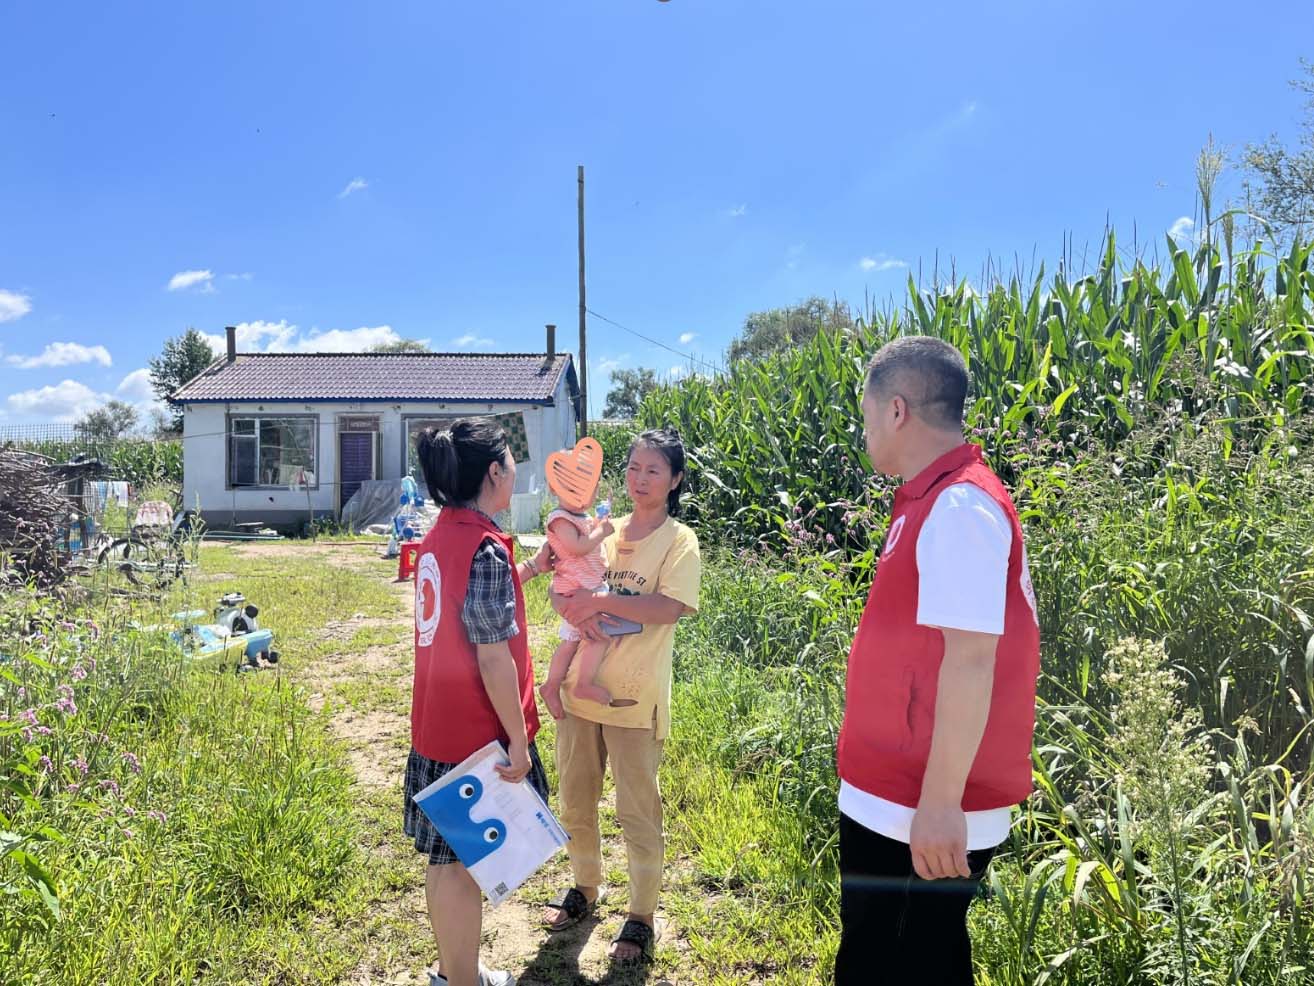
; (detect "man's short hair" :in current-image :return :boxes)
[864,336,969,430]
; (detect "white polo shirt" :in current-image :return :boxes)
[838,482,1015,850]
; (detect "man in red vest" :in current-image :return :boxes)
[835,336,1040,985]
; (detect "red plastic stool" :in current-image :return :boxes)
[397,542,420,581]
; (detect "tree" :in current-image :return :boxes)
[74,400,138,442]
[1244,61,1314,235]
[369,339,431,353]
[148,328,216,431]
[148,406,181,440]
[603,368,659,419]
[726,296,855,364]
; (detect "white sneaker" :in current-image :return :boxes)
[429,968,516,986]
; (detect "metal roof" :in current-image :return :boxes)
[170,352,578,405]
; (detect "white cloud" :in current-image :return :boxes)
[597,353,631,376]
[727,204,747,217]
[0,289,33,322]
[678,332,697,345]
[201,321,405,354]
[200,320,293,353]
[452,333,495,351]
[338,177,369,199]
[1168,216,1196,244]
[113,368,170,420]
[5,341,113,369]
[860,254,908,273]
[294,326,402,352]
[116,368,155,402]
[6,379,111,422]
[167,269,215,293]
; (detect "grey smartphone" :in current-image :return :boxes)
[600,614,643,636]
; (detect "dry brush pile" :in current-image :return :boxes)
[0,447,103,588]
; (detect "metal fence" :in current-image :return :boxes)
[0,424,183,489]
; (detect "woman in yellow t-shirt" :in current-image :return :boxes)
[541,428,701,963]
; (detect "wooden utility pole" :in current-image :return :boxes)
[577,164,588,438]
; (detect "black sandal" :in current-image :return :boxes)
[609,918,657,963]
[543,886,606,932]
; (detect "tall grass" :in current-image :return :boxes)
[662,418,1314,981]
[0,550,400,985]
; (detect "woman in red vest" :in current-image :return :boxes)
[405,419,552,986]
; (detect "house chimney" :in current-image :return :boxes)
[545,324,556,359]
[225,325,237,362]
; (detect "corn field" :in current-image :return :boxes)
[0,438,182,491]
[640,234,1313,545]
[639,231,1314,983]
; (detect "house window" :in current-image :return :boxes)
[403,413,531,488]
[227,416,318,488]
[404,417,459,495]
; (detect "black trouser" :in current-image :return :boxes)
[834,812,996,985]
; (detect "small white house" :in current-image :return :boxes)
[171,326,579,532]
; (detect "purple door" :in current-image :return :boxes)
[339,432,374,511]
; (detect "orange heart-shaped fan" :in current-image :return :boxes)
[545,437,604,514]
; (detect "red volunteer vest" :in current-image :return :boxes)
[837,443,1040,811]
[410,507,539,763]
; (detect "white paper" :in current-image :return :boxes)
[412,741,568,907]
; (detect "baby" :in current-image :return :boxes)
[539,490,615,720]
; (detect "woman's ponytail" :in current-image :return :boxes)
[416,419,509,506]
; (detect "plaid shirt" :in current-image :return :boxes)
[460,511,519,645]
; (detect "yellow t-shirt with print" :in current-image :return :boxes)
[561,514,700,740]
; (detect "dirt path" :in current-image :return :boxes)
[233,540,688,986]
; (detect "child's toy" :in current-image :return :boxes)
[168,590,279,672]
[214,591,260,634]
[397,541,420,581]
[386,478,428,558]
[538,439,639,721]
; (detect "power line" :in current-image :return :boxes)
[585,307,722,375]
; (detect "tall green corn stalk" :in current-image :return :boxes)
[640,232,1313,546]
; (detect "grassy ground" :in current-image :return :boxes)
[4,537,989,984]
[2,541,405,984]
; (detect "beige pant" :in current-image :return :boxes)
[555,712,665,914]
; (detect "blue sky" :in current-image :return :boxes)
[2,1,1311,424]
